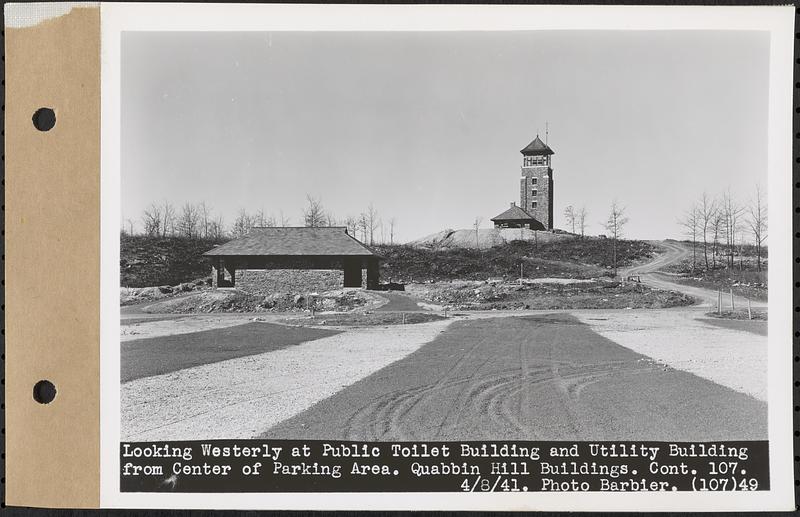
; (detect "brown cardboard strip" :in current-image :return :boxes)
[5,6,101,508]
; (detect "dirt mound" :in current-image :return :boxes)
[406,279,693,311]
[139,288,379,314]
[409,227,573,249]
[121,280,209,306]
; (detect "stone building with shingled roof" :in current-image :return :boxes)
[204,226,381,290]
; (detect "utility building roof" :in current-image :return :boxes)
[520,135,554,156]
[203,227,378,257]
[491,204,539,222]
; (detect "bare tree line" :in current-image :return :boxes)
[128,196,398,246]
[563,205,588,237]
[678,185,767,272]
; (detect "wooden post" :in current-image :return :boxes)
[402,313,406,325]
[717,288,721,315]
[747,298,752,320]
[730,288,735,311]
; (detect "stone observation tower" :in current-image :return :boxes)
[519,135,554,230]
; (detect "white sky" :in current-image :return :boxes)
[121,30,769,242]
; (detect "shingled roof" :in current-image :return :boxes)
[204,227,378,257]
[520,135,554,156]
[491,204,539,222]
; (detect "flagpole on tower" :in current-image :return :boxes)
[545,121,549,145]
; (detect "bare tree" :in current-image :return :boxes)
[603,201,629,277]
[123,218,135,236]
[356,213,370,242]
[231,209,253,238]
[364,204,379,245]
[303,195,327,227]
[142,203,163,237]
[208,215,226,240]
[697,193,715,270]
[176,202,200,238]
[577,207,588,238]
[678,204,700,272]
[278,210,291,227]
[748,184,768,272]
[388,217,397,245]
[253,208,266,227]
[198,201,212,239]
[720,189,744,269]
[344,215,359,237]
[710,209,724,270]
[473,217,483,249]
[324,211,338,228]
[161,201,176,237]
[563,205,576,234]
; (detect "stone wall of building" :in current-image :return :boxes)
[234,269,351,296]
[520,165,553,229]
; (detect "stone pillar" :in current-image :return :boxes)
[366,258,379,290]
[211,260,220,288]
[225,261,236,287]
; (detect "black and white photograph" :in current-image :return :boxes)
[120,28,771,441]
[102,3,793,509]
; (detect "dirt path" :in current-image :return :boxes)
[374,292,424,312]
[262,315,765,441]
[621,240,766,308]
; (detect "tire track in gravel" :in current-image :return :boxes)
[263,314,767,441]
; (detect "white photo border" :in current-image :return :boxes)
[99,3,795,510]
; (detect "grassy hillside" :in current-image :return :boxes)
[121,234,654,287]
[375,237,654,283]
[121,235,227,287]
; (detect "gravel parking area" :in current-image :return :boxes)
[574,309,767,401]
[121,318,454,440]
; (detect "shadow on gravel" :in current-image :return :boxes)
[122,322,340,382]
[698,318,768,337]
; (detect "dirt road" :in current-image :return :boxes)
[622,240,766,308]
[263,315,765,441]
[374,292,423,312]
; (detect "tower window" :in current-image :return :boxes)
[531,178,537,185]
[532,189,538,196]
[532,201,538,209]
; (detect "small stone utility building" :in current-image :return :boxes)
[204,227,381,290]
[491,202,543,230]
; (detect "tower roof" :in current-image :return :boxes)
[520,135,554,156]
